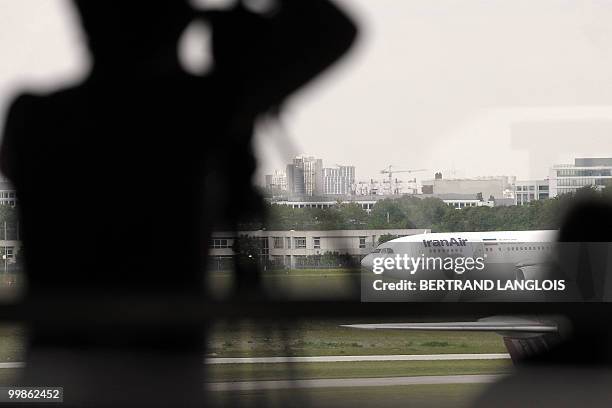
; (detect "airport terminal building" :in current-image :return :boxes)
[209,228,429,270]
[271,196,379,212]
[268,193,512,213]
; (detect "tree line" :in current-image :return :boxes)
[241,186,611,232]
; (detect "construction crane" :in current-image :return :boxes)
[380,166,427,194]
[380,166,427,182]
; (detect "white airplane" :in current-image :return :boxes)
[360,230,558,282]
[351,230,565,362]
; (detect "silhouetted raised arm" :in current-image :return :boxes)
[0,94,31,187]
[205,0,359,114]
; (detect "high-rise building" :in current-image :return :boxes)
[549,158,612,197]
[285,156,358,197]
[286,163,305,196]
[301,157,323,196]
[322,165,355,195]
[264,170,287,192]
[286,156,322,196]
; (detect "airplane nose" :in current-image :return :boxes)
[361,254,373,270]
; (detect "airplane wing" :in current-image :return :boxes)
[515,258,557,280]
[341,320,557,333]
[342,316,560,363]
[516,259,556,268]
[342,316,557,333]
[516,261,547,268]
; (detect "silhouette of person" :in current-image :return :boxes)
[1,0,357,406]
[200,0,358,292]
[2,2,209,406]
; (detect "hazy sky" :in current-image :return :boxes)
[3,0,612,185]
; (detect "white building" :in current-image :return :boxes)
[0,221,21,264]
[264,170,287,192]
[269,192,511,213]
[443,198,494,209]
[322,165,355,195]
[355,180,384,196]
[286,156,323,196]
[421,175,515,200]
[0,182,16,207]
[514,179,549,205]
[271,197,378,213]
[355,178,418,196]
[209,228,429,269]
[549,158,612,197]
[431,193,495,209]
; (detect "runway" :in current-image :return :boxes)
[0,362,24,369]
[1,358,506,391]
[207,374,506,391]
[206,353,511,364]
[0,354,510,369]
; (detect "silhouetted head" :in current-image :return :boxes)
[73,1,192,70]
[559,197,612,242]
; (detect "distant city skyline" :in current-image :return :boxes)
[262,151,609,187]
[266,155,612,205]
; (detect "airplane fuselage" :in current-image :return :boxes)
[361,230,558,281]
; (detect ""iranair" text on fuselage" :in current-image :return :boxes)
[422,238,468,247]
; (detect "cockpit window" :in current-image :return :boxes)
[372,249,381,253]
[380,248,394,254]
